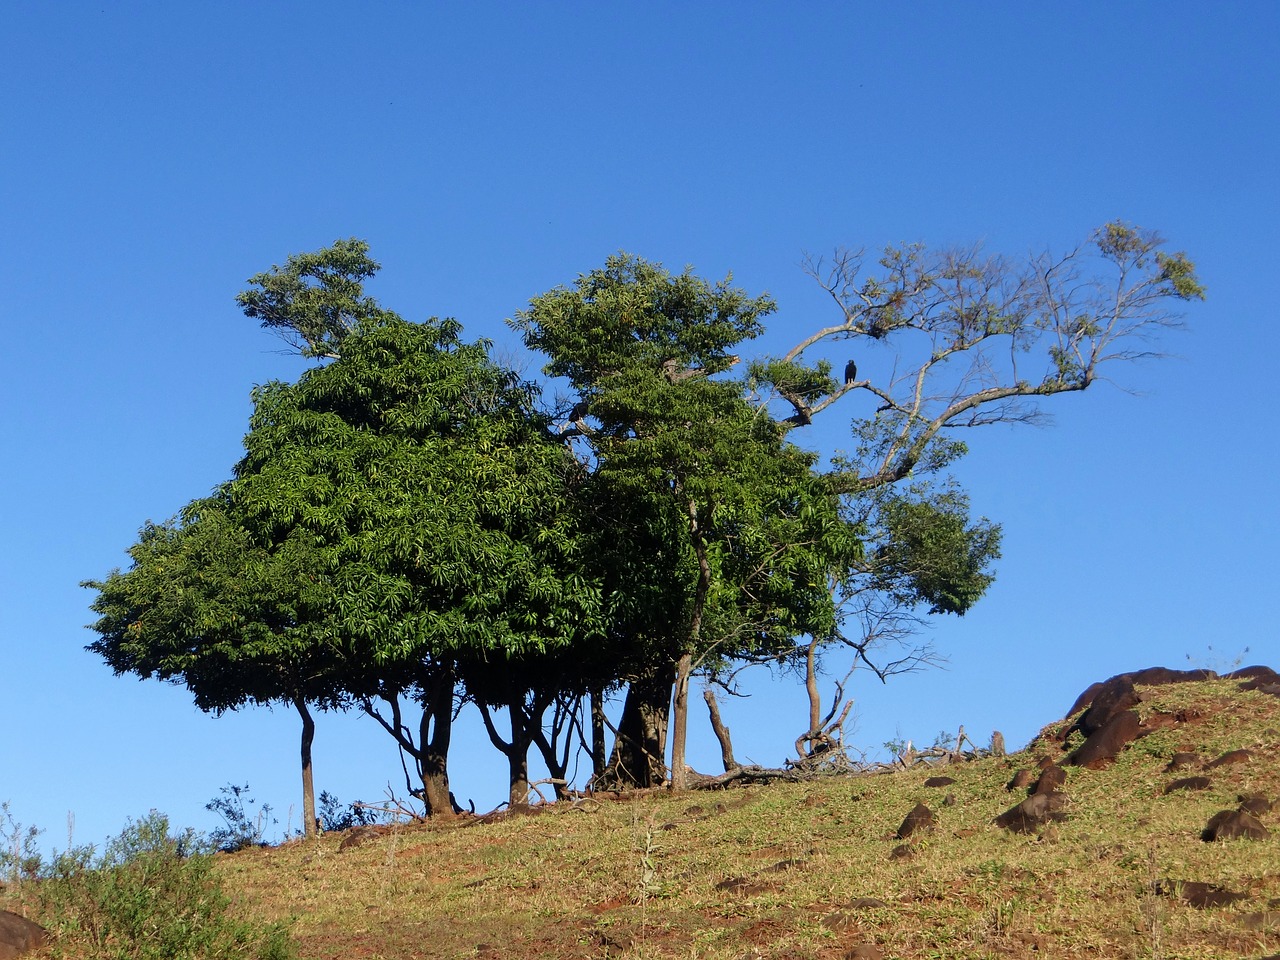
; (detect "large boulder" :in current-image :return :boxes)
[1068,709,1143,767]
[1202,809,1269,842]
[0,911,48,960]
[1065,667,1216,723]
[895,802,936,840]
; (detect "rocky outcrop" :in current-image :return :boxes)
[0,911,47,960]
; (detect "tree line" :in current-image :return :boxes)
[83,226,1203,836]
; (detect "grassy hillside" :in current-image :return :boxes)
[10,675,1280,959]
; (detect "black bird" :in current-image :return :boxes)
[844,359,857,385]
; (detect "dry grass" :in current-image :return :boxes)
[11,678,1280,959]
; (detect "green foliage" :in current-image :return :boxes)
[876,490,1001,616]
[236,238,389,359]
[0,801,44,884]
[510,252,776,392]
[33,811,293,960]
[513,254,857,677]
[316,792,384,832]
[205,784,276,853]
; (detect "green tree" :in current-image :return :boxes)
[511,255,861,790]
[87,247,600,822]
[85,502,338,837]
[517,224,1201,787]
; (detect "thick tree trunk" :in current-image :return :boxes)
[414,670,455,819]
[601,662,675,788]
[418,670,456,819]
[293,696,318,839]
[361,673,458,819]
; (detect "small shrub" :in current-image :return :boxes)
[33,810,293,960]
[317,791,384,832]
[206,783,276,852]
[0,800,44,884]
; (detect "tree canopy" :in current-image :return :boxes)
[85,224,1202,817]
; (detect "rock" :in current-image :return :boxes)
[1127,666,1216,686]
[763,858,806,873]
[1226,665,1280,687]
[1239,793,1272,816]
[923,776,955,788]
[714,876,774,895]
[1065,676,1139,737]
[995,791,1068,833]
[0,911,48,960]
[896,802,935,840]
[1203,809,1269,842]
[1007,769,1034,790]
[1165,752,1200,771]
[1065,667,1215,723]
[338,825,381,851]
[1068,709,1143,767]
[1032,765,1066,795]
[1164,776,1212,794]
[1239,911,1280,931]
[1156,879,1249,908]
[1207,748,1253,768]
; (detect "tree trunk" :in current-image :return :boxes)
[601,662,675,788]
[418,679,456,818]
[670,495,712,792]
[476,698,538,809]
[293,696,318,839]
[360,671,457,820]
[703,687,737,771]
[506,703,531,808]
[531,694,576,801]
[590,689,606,781]
[669,654,693,790]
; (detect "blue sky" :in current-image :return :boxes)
[2,3,1276,849]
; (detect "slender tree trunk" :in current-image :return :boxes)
[531,695,576,800]
[703,687,737,771]
[476,698,537,808]
[293,696,318,839]
[590,689,606,782]
[805,640,822,737]
[669,654,693,790]
[670,495,713,792]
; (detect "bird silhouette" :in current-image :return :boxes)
[844,359,857,385]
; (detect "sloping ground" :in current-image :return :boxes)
[205,670,1279,960]
[15,670,1280,959]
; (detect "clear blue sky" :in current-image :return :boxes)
[2,3,1275,849]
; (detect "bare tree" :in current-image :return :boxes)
[766,222,1202,491]
[749,223,1204,759]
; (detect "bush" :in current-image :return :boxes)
[0,801,44,885]
[206,783,276,853]
[33,810,292,960]
[317,791,384,832]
